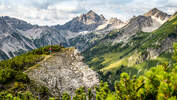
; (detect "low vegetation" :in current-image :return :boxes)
[0,44,176,100]
[0,45,63,99]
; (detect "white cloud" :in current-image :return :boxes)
[0,0,176,26]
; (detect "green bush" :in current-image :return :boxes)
[0,68,14,84]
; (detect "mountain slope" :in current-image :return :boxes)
[82,11,177,84]
[0,45,99,99]
[96,17,126,30]
[0,16,67,60]
[0,16,36,60]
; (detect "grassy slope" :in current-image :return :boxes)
[82,14,177,82]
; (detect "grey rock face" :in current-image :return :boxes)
[96,17,126,31]
[0,17,36,59]
[144,8,170,21]
[26,48,99,97]
[113,16,153,44]
[142,8,171,32]
[59,10,106,32]
[112,8,171,44]
[0,16,67,60]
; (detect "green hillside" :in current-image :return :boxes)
[2,43,176,100]
[0,45,64,99]
[82,14,177,85]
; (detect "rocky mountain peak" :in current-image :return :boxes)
[77,10,105,25]
[60,10,106,32]
[144,8,170,21]
[145,8,163,16]
[87,10,97,15]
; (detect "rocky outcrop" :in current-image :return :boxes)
[26,48,99,97]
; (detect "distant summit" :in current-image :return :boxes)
[144,8,170,21]
[60,10,106,32]
[77,10,105,25]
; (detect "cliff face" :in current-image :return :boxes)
[26,48,99,97]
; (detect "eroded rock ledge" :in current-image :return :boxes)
[26,48,99,97]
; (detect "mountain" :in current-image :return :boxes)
[0,10,127,60]
[82,10,177,86]
[21,26,67,48]
[53,10,126,33]
[0,16,36,60]
[0,16,67,60]
[54,10,106,32]
[144,8,170,22]
[142,8,171,32]
[0,8,173,61]
[55,11,126,51]
[111,8,171,44]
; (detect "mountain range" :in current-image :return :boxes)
[0,8,173,61]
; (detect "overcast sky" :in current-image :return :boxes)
[0,0,176,26]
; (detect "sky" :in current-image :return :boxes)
[0,0,177,26]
